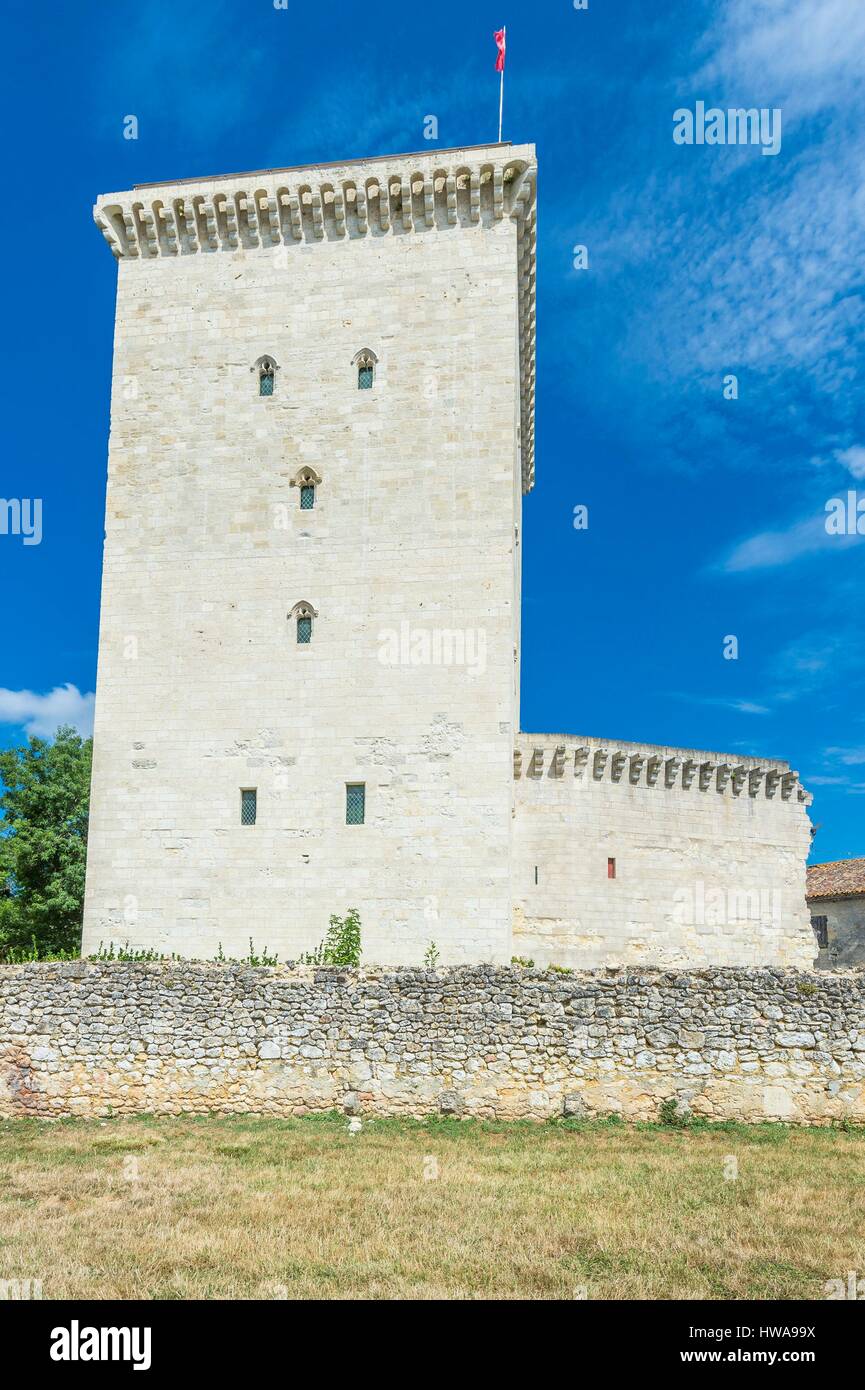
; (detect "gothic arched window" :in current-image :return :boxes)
[252,354,279,396]
[352,348,378,390]
[290,466,322,510]
[289,600,318,644]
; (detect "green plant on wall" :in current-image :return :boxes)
[300,908,362,967]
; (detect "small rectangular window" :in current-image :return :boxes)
[607,857,616,880]
[300,484,315,510]
[811,915,828,948]
[346,783,365,825]
[241,789,257,825]
[358,365,374,390]
[259,372,274,397]
[297,616,312,644]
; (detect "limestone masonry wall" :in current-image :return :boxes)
[513,734,815,971]
[84,146,537,968]
[2,963,863,1124]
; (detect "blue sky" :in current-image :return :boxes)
[1,0,863,862]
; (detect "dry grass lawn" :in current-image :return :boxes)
[0,1112,863,1300]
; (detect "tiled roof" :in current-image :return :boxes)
[806,858,865,900]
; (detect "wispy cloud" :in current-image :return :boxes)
[0,685,94,739]
[720,514,831,572]
[669,692,770,716]
[835,445,865,480]
[697,0,865,116]
[825,746,865,766]
[719,501,864,572]
[564,0,865,483]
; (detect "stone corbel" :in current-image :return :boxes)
[664,757,682,788]
[120,208,139,255]
[373,182,389,232]
[185,199,203,251]
[551,746,566,778]
[765,770,781,798]
[412,176,433,227]
[682,760,697,790]
[216,196,237,246]
[260,194,280,241]
[399,177,413,230]
[469,171,481,223]
[528,748,544,779]
[731,765,747,796]
[445,174,458,225]
[138,207,159,256]
[611,752,627,782]
[574,746,590,777]
[492,167,504,219]
[356,186,369,233]
[698,762,715,791]
[748,769,765,797]
[202,202,219,250]
[335,188,347,236]
[159,204,178,254]
[646,755,661,786]
[508,165,535,222]
[716,763,731,793]
[513,749,522,779]
[93,209,122,258]
[781,772,797,801]
[238,194,259,241]
[629,755,645,785]
[593,749,608,780]
[285,192,302,240]
[309,190,324,239]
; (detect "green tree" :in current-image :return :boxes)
[0,725,92,959]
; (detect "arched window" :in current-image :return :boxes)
[289,600,318,644]
[352,348,378,390]
[251,354,279,396]
[290,466,322,510]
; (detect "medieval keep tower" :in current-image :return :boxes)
[85,144,816,969]
[84,145,535,964]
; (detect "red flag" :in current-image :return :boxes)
[494,28,506,72]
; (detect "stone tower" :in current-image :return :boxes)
[83,145,538,963]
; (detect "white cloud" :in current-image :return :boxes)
[669,692,770,716]
[825,746,865,766]
[733,700,770,716]
[0,684,95,739]
[698,0,865,115]
[835,445,865,480]
[720,513,844,572]
[580,0,865,471]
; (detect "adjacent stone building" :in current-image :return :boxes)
[83,143,815,968]
[807,858,865,968]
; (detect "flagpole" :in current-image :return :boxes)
[498,25,506,141]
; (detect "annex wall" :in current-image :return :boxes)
[810,896,865,970]
[83,148,538,966]
[512,736,816,970]
[2,962,862,1125]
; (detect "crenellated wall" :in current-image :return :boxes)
[512,734,815,970]
[1,963,861,1125]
